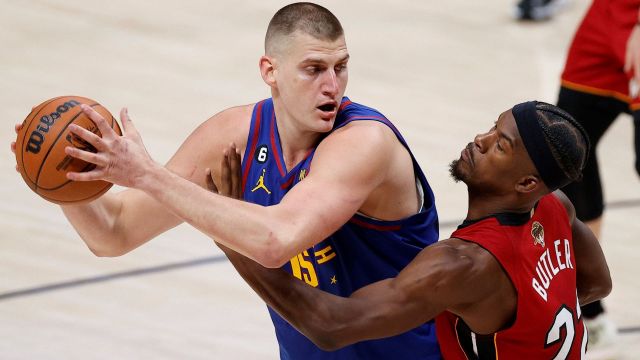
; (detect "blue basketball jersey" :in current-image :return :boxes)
[241,97,441,359]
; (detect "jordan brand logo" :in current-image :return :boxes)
[251,168,271,194]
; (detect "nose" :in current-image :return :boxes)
[473,130,496,153]
[321,70,339,97]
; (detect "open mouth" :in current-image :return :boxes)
[317,103,337,113]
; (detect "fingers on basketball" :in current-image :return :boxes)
[16,96,121,204]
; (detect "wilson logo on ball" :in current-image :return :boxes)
[25,100,80,154]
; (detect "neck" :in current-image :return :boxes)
[465,190,539,220]
[273,99,323,171]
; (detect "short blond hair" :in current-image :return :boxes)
[265,2,344,55]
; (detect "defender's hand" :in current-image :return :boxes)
[206,143,243,200]
[207,143,243,253]
[64,105,156,188]
[10,123,23,172]
[625,24,640,94]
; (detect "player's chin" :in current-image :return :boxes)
[314,115,336,131]
[449,158,470,183]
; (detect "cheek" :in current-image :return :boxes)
[342,71,349,83]
[337,72,348,92]
[476,158,507,179]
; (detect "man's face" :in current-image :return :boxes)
[450,109,536,195]
[271,31,349,133]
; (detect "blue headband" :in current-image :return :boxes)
[512,101,570,191]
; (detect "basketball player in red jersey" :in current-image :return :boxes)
[558,1,640,354]
[211,101,612,359]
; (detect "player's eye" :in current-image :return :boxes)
[306,66,322,74]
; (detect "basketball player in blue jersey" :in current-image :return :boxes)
[11,2,440,359]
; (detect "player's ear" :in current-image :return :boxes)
[515,175,540,194]
[259,55,277,87]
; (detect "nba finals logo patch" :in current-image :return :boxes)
[531,221,545,247]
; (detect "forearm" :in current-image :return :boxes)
[61,188,184,256]
[140,164,295,267]
[219,244,370,350]
[220,242,443,350]
[61,193,125,256]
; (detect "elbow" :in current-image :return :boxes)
[301,304,357,351]
[578,272,613,305]
[302,319,350,351]
[254,232,293,268]
[600,273,613,298]
[311,336,343,352]
[595,268,613,300]
[311,330,352,352]
[85,236,130,258]
[88,246,127,257]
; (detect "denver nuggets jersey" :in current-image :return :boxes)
[436,194,586,359]
[241,98,440,359]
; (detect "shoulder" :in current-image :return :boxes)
[333,118,393,140]
[442,238,501,271]
[403,239,500,285]
[166,103,255,179]
[550,190,576,224]
[396,238,504,305]
[320,119,399,156]
[436,238,506,291]
[312,120,400,179]
[194,104,254,146]
[338,99,386,119]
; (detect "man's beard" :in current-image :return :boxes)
[449,159,465,183]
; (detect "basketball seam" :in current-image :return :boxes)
[37,181,113,204]
[37,162,98,191]
[20,96,67,185]
[34,103,100,191]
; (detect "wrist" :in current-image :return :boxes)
[135,160,166,193]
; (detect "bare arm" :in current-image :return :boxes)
[209,150,504,350]
[553,191,612,305]
[67,106,402,267]
[220,238,496,350]
[60,105,250,256]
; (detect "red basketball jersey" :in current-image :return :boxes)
[436,194,587,359]
[561,0,640,109]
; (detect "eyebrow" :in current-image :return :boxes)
[301,54,350,65]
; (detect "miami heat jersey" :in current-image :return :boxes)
[561,0,640,109]
[436,194,587,359]
[241,98,440,359]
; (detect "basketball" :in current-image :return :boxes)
[15,96,122,204]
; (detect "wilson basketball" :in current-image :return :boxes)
[15,96,122,204]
